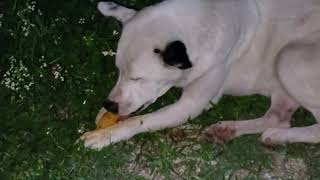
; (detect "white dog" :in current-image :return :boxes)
[81,0,320,150]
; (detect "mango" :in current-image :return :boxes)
[96,112,120,129]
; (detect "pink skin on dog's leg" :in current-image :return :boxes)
[204,94,299,143]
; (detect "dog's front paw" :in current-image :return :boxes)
[80,125,132,150]
[261,128,289,146]
[203,121,236,144]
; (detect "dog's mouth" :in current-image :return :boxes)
[120,101,152,120]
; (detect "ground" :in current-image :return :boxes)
[1,0,320,179]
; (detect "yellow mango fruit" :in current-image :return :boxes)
[96,112,119,129]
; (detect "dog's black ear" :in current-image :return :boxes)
[158,41,192,70]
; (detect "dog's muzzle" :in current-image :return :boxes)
[102,99,119,113]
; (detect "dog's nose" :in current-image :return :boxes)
[102,99,119,113]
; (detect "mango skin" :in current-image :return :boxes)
[96,112,119,129]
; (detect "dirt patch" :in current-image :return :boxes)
[125,124,309,180]
[125,124,205,179]
[230,169,251,180]
[260,152,309,180]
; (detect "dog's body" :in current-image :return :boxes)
[81,0,320,150]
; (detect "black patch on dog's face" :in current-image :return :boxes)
[155,41,192,70]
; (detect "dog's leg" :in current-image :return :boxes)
[261,109,320,145]
[260,36,320,145]
[204,93,299,143]
[81,66,228,150]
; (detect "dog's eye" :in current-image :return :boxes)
[130,77,143,81]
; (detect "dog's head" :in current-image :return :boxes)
[98,2,193,116]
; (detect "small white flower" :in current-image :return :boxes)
[53,35,62,45]
[37,9,43,16]
[53,71,60,79]
[46,127,51,135]
[0,14,3,28]
[77,126,85,134]
[24,85,30,91]
[19,94,25,99]
[60,76,65,82]
[78,18,85,24]
[55,17,67,23]
[112,30,119,36]
[27,1,36,12]
[85,89,94,93]
[102,49,116,57]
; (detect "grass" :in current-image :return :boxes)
[0,0,320,179]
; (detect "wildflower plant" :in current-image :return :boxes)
[1,56,34,98]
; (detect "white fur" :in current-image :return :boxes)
[97,2,136,23]
[81,0,320,150]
